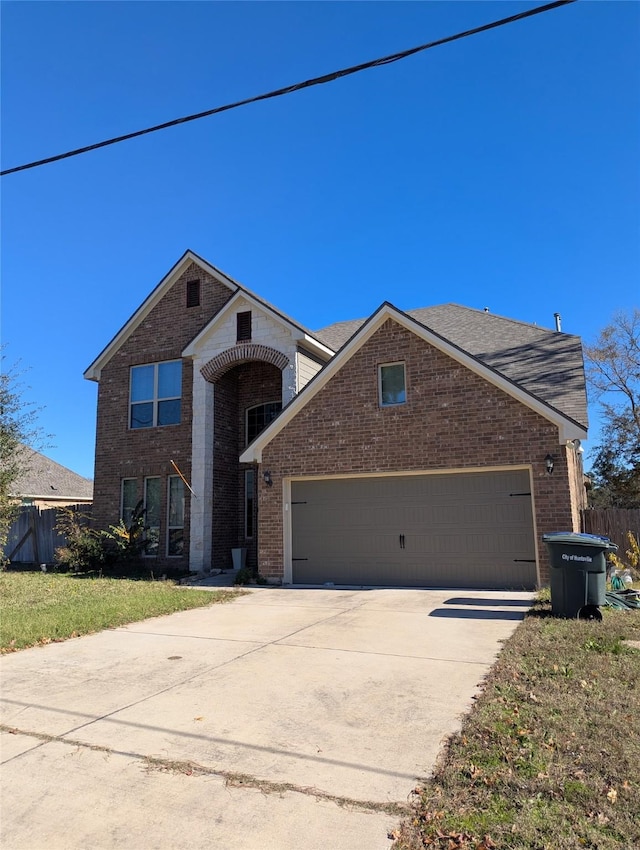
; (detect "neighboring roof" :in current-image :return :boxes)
[316,304,587,428]
[11,447,93,502]
[85,249,334,381]
[241,303,587,464]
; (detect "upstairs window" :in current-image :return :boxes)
[237,311,252,342]
[379,363,406,406]
[186,279,200,308]
[130,361,182,429]
[246,401,282,445]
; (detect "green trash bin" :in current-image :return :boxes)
[542,532,617,619]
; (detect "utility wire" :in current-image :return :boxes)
[1,0,577,177]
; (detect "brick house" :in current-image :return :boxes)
[85,250,588,588]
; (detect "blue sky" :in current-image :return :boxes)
[1,1,638,479]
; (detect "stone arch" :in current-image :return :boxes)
[201,344,290,383]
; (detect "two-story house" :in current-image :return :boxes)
[85,249,588,588]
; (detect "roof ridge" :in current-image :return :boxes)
[319,303,570,337]
[409,302,580,337]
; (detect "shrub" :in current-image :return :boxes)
[99,500,148,566]
[607,531,640,581]
[233,566,253,585]
[233,567,268,586]
[54,508,108,572]
[54,502,148,573]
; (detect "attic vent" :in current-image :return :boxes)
[186,279,200,308]
[237,311,252,342]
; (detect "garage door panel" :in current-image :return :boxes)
[291,471,536,588]
[294,555,535,589]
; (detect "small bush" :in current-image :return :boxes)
[99,500,148,566]
[233,567,268,586]
[54,502,148,573]
[234,567,253,585]
[608,531,640,581]
[54,508,108,572]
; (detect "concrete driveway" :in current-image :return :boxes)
[1,586,532,850]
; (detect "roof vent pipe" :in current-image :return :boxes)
[554,312,562,333]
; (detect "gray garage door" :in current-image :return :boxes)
[291,470,536,588]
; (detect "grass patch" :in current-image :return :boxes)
[391,596,640,850]
[0,572,240,652]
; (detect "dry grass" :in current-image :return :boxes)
[391,592,640,850]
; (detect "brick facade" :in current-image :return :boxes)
[212,361,282,569]
[92,262,234,568]
[92,259,292,572]
[257,319,585,586]
[91,253,586,586]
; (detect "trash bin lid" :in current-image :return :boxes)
[542,531,612,547]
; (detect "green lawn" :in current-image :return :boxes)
[0,571,239,652]
[391,593,640,850]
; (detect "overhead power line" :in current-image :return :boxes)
[1,0,577,177]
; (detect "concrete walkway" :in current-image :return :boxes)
[0,587,533,850]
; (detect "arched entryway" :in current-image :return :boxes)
[198,345,290,572]
[201,344,290,383]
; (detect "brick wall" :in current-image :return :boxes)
[258,319,580,585]
[212,373,239,569]
[236,362,282,570]
[210,361,282,569]
[92,262,234,568]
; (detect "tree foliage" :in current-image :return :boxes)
[0,354,46,563]
[585,309,640,507]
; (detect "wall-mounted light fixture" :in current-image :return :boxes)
[572,439,584,454]
[545,454,555,475]
[263,470,273,487]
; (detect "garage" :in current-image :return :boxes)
[291,469,537,588]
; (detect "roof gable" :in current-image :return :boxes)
[84,250,240,381]
[85,250,333,380]
[316,303,587,427]
[240,303,587,463]
[182,289,333,359]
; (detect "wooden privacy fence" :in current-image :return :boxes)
[580,508,640,553]
[3,505,92,565]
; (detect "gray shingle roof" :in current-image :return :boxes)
[11,447,94,501]
[315,303,587,428]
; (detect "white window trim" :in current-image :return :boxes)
[378,361,406,407]
[166,475,185,558]
[130,361,182,430]
[244,469,255,539]
[143,476,161,558]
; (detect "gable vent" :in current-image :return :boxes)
[186,279,200,308]
[237,311,252,342]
